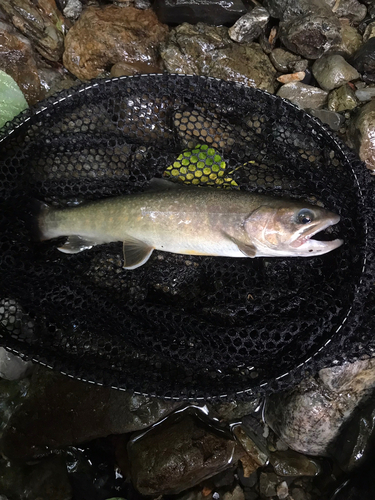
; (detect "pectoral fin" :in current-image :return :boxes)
[58,235,104,254]
[223,232,257,258]
[123,236,154,269]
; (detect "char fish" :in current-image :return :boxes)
[35,180,343,269]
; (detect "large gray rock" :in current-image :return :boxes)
[276,82,328,109]
[0,366,181,460]
[312,54,360,91]
[264,358,375,456]
[228,6,270,43]
[349,99,375,174]
[127,411,245,495]
[161,23,277,93]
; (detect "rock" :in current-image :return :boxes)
[208,400,260,422]
[338,20,363,56]
[325,0,367,25]
[328,83,358,112]
[232,425,268,473]
[351,37,375,83]
[0,456,72,500]
[0,20,45,105]
[127,412,245,495]
[228,6,270,43]
[269,449,320,476]
[276,481,289,499]
[269,48,308,73]
[161,23,277,93]
[0,347,31,380]
[276,82,328,109]
[259,472,279,498]
[355,86,375,102]
[223,485,245,500]
[312,54,360,91]
[37,67,78,97]
[363,21,375,43]
[290,487,311,500]
[63,6,169,80]
[308,108,344,131]
[0,366,181,460]
[277,71,305,83]
[264,358,375,456]
[0,0,65,61]
[110,60,163,77]
[63,0,82,20]
[349,99,375,174]
[153,0,248,26]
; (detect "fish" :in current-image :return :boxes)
[35,180,343,269]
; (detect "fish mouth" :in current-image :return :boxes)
[290,214,343,255]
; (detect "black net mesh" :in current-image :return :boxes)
[0,74,374,400]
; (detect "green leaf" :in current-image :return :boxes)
[0,70,28,129]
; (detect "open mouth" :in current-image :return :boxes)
[291,216,343,252]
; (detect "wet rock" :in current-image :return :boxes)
[351,37,375,83]
[161,23,277,93]
[308,108,344,131]
[349,99,375,174]
[223,484,245,500]
[312,54,360,91]
[0,366,181,460]
[262,0,342,59]
[264,358,375,456]
[208,399,260,422]
[37,67,78,97]
[269,449,320,476]
[127,412,244,495]
[259,472,279,497]
[338,19,363,56]
[153,0,248,26]
[0,346,31,380]
[0,456,72,500]
[325,0,367,24]
[363,21,375,43]
[328,83,358,112]
[0,20,45,105]
[63,0,82,20]
[269,48,308,73]
[0,0,65,61]
[228,6,270,43]
[63,6,169,80]
[355,86,375,102]
[110,60,163,77]
[276,82,328,109]
[276,481,289,499]
[232,425,268,472]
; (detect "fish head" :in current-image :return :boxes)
[244,202,343,257]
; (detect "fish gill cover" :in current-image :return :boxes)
[0,74,374,400]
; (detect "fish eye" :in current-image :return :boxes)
[297,209,314,224]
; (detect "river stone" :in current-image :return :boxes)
[264,358,375,456]
[351,37,375,83]
[127,412,245,495]
[63,0,82,20]
[276,82,328,109]
[153,0,248,26]
[349,99,375,174]
[337,19,363,57]
[355,86,375,102]
[161,23,276,93]
[269,449,320,477]
[0,347,31,380]
[0,456,72,500]
[269,48,308,73]
[0,366,181,460]
[228,6,270,43]
[324,0,367,25]
[308,108,344,131]
[63,6,169,80]
[312,54,360,91]
[0,0,65,61]
[328,84,358,112]
[0,20,45,105]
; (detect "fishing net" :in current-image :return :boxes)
[0,74,374,400]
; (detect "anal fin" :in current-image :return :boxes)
[123,235,154,269]
[58,235,103,254]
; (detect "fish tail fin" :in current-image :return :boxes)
[31,200,52,241]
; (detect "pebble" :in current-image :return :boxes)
[355,87,375,102]
[0,347,31,381]
[313,107,344,130]
[329,0,367,25]
[277,71,305,84]
[269,48,307,73]
[63,0,82,20]
[328,84,358,112]
[269,449,321,477]
[228,6,270,43]
[276,481,289,500]
[276,82,328,110]
[312,54,360,91]
[363,21,375,43]
[259,472,279,498]
[338,19,363,56]
[351,37,375,83]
